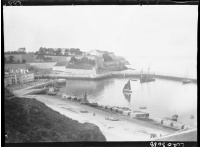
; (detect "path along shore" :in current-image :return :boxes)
[13,87,180,141]
[11,78,196,141]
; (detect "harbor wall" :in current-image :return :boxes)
[37,71,197,82]
[29,62,57,69]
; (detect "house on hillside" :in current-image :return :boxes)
[87,50,101,56]
[53,58,97,76]
[18,47,26,53]
[86,50,115,60]
[4,68,34,87]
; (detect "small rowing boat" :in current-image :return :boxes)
[105,117,119,121]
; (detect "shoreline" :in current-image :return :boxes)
[22,94,178,141]
[11,76,196,141]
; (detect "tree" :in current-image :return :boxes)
[17,60,20,63]
[64,49,69,56]
[70,56,77,65]
[9,56,14,63]
[22,59,26,63]
[39,47,46,55]
[103,53,113,62]
[55,48,62,56]
[47,57,52,62]
[4,57,6,63]
[44,57,52,62]
[36,54,44,62]
[70,48,82,55]
[48,48,54,55]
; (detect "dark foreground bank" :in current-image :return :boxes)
[4,97,106,142]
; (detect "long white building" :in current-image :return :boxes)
[4,68,34,87]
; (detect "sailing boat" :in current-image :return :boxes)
[182,70,192,84]
[123,80,132,93]
[81,91,89,103]
[140,66,155,83]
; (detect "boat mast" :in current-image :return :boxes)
[147,66,150,78]
[141,68,143,78]
[128,80,131,90]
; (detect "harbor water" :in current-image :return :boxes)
[58,78,197,128]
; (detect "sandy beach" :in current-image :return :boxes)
[20,94,177,141]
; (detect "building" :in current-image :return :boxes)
[4,68,34,87]
[52,55,97,76]
[18,47,26,52]
[86,50,115,59]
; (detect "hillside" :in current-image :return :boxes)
[5,97,106,142]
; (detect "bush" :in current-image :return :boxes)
[5,98,106,142]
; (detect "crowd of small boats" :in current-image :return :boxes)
[45,77,193,130]
[59,92,188,130]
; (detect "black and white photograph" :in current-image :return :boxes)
[3,4,197,143]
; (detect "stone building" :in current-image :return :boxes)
[4,68,34,87]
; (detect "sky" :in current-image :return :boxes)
[3,6,198,60]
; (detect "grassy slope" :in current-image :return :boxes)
[5,97,106,142]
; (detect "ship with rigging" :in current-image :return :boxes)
[123,80,132,93]
[182,70,192,84]
[140,66,155,83]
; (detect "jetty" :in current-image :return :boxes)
[35,70,196,83]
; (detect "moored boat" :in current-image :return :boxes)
[182,79,192,84]
[57,78,66,83]
[182,70,192,84]
[123,80,132,93]
[47,91,57,95]
[139,106,147,109]
[140,67,155,83]
[105,117,119,121]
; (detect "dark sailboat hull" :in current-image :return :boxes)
[123,89,132,93]
[140,77,155,83]
[182,79,192,84]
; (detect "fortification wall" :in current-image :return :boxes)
[30,62,57,69]
[5,63,31,70]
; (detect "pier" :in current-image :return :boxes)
[34,70,197,83]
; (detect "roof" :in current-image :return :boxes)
[54,61,67,66]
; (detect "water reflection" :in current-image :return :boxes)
[123,93,131,103]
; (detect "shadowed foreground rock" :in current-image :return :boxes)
[5,97,106,142]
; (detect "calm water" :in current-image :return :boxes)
[127,56,197,79]
[59,78,197,128]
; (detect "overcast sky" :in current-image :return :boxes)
[3,6,198,59]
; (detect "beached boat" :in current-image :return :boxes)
[163,114,178,121]
[172,114,178,121]
[123,80,132,93]
[182,70,192,84]
[139,106,147,109]
[57,78,66,83]
[47,91,56,95]
[182,79,192,84]
[130,111,149,118]
[105,117,119,121]
[80,110,88,113]
[140,67,155,83]
[47,87,57,95]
